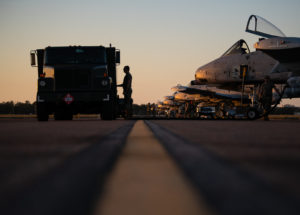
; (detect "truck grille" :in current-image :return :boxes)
[55,69,90,90]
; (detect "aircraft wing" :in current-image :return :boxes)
[164,95,174,100]
[172,85,250,101]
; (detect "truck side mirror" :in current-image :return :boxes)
[116,50,120,64]
[30,51,36,66]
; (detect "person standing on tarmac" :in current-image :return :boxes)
[147,103,151,115]
[118,66,132,117]
[184,102,190,118]
[259,75,279,121]
[151,103,157,117]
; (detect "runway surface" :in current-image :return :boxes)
[0,118,300,215]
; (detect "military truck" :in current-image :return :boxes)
[30,45,123,121]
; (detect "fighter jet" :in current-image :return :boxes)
[172,84,252,119]
[159,92,201,118]
[176,15,300,119]
[160,95,182,118]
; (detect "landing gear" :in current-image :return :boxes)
[215,109,224,119]
[247,108,259,120]
[255,83,287,120]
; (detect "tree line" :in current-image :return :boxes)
[0,101,35,114]
[0,101,148,115]
[0,101,299,115]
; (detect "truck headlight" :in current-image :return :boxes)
[101,79,108,86]
[39,80,46,87]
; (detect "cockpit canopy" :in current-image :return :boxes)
[222,39,250,57]
[246,15,286,38]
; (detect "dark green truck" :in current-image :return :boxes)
[31,45,124,121]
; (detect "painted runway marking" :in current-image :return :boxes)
[94,120,214,215]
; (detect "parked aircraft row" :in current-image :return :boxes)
[158,15,300,119]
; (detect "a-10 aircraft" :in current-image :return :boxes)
[165,15,300,119]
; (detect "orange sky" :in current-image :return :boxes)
[1,0,300,106]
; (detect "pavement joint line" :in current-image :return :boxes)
[1,121,135,215]
[145,120,300,215]
[93,120,214,215]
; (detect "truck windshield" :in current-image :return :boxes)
[44,47,107,65]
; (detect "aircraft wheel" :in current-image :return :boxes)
[247,108,258,120]
[216,110,224,119]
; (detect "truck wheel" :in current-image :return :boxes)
[102,102,115,120]
[247,108,258,120]
[102,109,114,120]
[37,103,49,121]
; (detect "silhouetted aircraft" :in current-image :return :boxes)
[170,15,300,119]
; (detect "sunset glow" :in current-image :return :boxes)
[1,0,300,105]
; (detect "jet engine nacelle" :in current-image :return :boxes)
[287,77,300,88]
[284,87,300,99]
[278,77,300,98]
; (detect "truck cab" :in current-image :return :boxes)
[31,45,121,121]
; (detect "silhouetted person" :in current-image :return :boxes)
[118,66,132,117]
[151,103,156,117]
[147,103,151,115]
[184,102,191,118]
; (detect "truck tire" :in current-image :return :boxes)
[102,109,114,120]
[37,103,49,121]
[102,102,114,120]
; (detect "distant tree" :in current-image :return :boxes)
[14,101,35,114]
[0,101,35,114]
[132,104,147,115]
[0,101,14,114]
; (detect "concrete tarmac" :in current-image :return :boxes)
[0,119,133,196]
[147,120,300,215]
[0,118,300,215]
[94,120,213,215]
[0,119,134,215]
[151,120,300,197]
